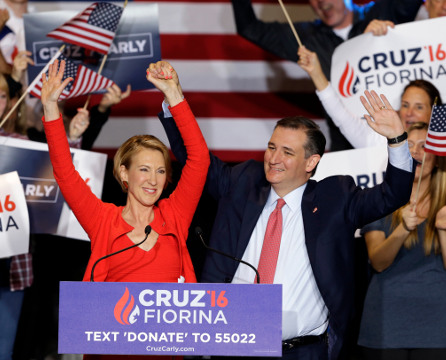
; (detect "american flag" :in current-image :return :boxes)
[43,0,372,162]
[425,104,446,156]
[29,55,115,100]
[47,2,123,55]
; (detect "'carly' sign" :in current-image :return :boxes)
[59,282,282,357]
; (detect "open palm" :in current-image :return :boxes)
[41,59,73,106]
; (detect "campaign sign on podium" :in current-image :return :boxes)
[59,282,282,357]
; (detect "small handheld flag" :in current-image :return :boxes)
[425,104,446,156]
[29,55,115,100]
[47,2,123,55]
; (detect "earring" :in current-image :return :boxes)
[123,181,128,189]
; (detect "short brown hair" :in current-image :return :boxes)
[113,135,172,192]
[275,116,326,176]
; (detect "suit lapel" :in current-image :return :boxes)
[301,180,320,269]
[236,184,270,259]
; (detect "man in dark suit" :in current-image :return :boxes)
[231,0,423,151]
[159,88,414,360]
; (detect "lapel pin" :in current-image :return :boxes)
[313,207,318,213]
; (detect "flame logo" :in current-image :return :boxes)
[114,287,140,325]
[338,62,356,98]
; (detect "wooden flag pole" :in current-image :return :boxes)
[82,54,108,110]
[0,44,66,130]
[412,98,438,212]
[278,0,302,47]
[412,151,426,213]
[82,0,128,110]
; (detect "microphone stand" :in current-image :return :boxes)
[90,225,152,282]
[195,227,260,284]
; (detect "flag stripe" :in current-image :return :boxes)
[425,104,446,156]
[424,132,446,140]
[426,141,446,148]
[49,31,110,53]
[96,148,267,162]
[62,20,115,39]
[51,23,114,43]
[81,115,326,162]
[30,56,114,101]
[47,2,123,55]
[66,91,323,119]
[153,60,310,93]
[160,34,281,61]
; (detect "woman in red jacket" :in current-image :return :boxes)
[41,58,209,319]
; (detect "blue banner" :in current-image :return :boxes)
[0,138,106,240]
[0,144,68,234]
[59,282,282,357]
[24,3,161,92]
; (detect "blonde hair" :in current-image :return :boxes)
[391,122,446,255]
[113,134,172,192]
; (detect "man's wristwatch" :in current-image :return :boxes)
[387,132,408,145]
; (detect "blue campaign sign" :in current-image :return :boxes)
[0,144,68,234]
[24,2,161,92]
[59,282,282,357]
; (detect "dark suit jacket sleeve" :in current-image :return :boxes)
[6,75,22,98]
[81,105,110,150]
[158,111,233,201]
[346,161,415,228]
[359,0,423,28]
[231,0,300,62]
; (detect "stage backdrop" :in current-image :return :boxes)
[20,1,427,161]
[25,0,332,161]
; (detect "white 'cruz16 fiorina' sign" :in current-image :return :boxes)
[331,16,446,120]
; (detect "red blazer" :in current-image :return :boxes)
[43,100,209,283]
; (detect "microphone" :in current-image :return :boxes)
[90,225,152,282]
[195,227,260,284]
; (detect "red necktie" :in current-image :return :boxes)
[256,198,286,284]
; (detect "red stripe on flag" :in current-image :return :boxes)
[70,67,88,97]
[66,92,324,119]
[58,23,114,41]
[49,34,109,54]
[93,147,267,163]
[424,149,446,156]
[161,34,282,61]
[426,141,446,148]
[426,134,446,141]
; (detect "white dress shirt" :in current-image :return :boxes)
[232,186,329,340]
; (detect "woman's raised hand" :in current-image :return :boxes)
[41,60,73,121]
[146,61,183,107]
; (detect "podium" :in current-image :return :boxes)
[59,281,282,357]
